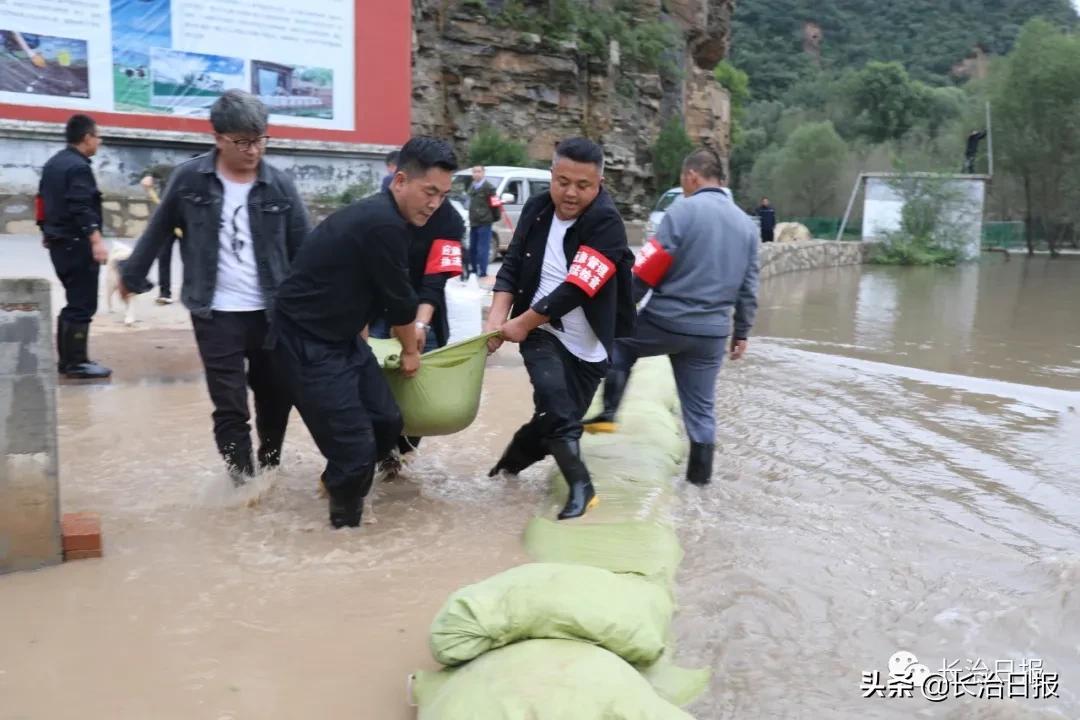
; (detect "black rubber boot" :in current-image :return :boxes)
[61,321,112,379]
[550,440,598,520]
[686,442,715,486]
[583,369,629,434]
[328,471,367,529]
[56,319,66,373]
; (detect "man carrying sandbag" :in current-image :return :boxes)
[584,148,760,485]
[368,180,466,473]
[273,137,458,528]
[484,137,636,520]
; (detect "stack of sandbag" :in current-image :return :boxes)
[412,358,708,718]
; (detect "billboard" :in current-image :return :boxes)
[0,0,409,144]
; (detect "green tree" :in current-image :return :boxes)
[991,18,1080,254]
[468,126,529,166]
[846,61,931,143]
[653,118,695,189]
[771,121,849,216]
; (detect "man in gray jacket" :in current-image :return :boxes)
[584,148,759,485]
[121,90,310,484]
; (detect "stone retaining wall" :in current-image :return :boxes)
[758,240,868,280]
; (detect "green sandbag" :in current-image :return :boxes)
[368,333,495,437]
[430,562,673,667]
[524,518,684,585]
[412,639,695,720]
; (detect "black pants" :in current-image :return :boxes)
[47,237,99,324]
[505,330,608,471]
[157,236,176,298]
[274,320,403,498]
[191,311,292,471]
[761,226,775,243]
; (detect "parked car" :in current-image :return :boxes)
[450,166,552,260]
[644,186,738,240]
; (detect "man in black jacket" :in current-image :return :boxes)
[484,137,635,520]
[122,90,310,484]
[39,113,111,379]
[274,137,457,529]
[368,191,465,465]
[756,197,776,243]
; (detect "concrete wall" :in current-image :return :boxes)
[0,119,392,235]
[759,240,868,280]
[0,278,61,574]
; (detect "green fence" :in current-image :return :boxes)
[982,221,1025,249]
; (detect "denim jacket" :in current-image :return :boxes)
[123,151,310,318]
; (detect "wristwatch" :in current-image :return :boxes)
[415,321,431,332]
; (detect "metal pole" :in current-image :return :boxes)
[985,101,994,178]
[836,173,864,242]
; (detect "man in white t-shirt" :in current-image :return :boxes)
[484,137,635,520]
[122,90,310,485]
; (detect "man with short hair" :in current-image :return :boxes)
[39,113,111,379]
[484,137,635,521]
[367,182,465,470]
[584,148,760,485]
[466,165,498,278]
[274,137,458,529]
[380,149,400,191]
[756,196,776,243]
[122,90,310,484]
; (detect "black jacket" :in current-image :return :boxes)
[38,147,102,240]
[402,198,465,346]
[756,205,776,231]
[467,180,497,226]
[123,151,309,319]
[494,187,635,356]
[276,191,418,343]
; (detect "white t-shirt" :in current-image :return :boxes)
[211,174,264,312]
[531,215,607,362]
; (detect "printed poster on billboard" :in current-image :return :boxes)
[0,0,354,130]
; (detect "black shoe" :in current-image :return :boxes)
[583,369,629,434]
[686,442,715,485]
[60,321,112,379]
[328,486,363,528]
[257,444,282,470]
[550,440,598,520]
[223,443,255,487]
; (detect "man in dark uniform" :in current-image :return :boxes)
[756,196,776,243]
[484,137,636,521]
[274,137,458,528]
[38,113,111,379]
[369,192,465,468]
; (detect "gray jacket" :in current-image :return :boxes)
[639,187,759,338]
[123,151,310,318]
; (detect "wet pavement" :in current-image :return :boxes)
[2,237,1079,718]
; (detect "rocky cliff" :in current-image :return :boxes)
[411,0,734,216]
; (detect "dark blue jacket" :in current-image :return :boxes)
[38,147,102,240]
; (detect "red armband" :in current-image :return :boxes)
[632,238,673,287]
[565,246,615,297]
[488,195,502,209]
[34,194,45,226]
[425,238,464,277]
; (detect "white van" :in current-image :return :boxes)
[450,166,552,260]
[645,186,738,240]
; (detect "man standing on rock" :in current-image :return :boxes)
[38,113,111,379]
[467,165,498,279]
[484,137,635,521]
[756,196,776,243]
[121,90,310,485]
[584,148,759,485]
[273,137,458,529]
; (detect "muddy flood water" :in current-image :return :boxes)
[2,256,1079,719]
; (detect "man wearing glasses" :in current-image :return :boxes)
[122,90,309,485]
